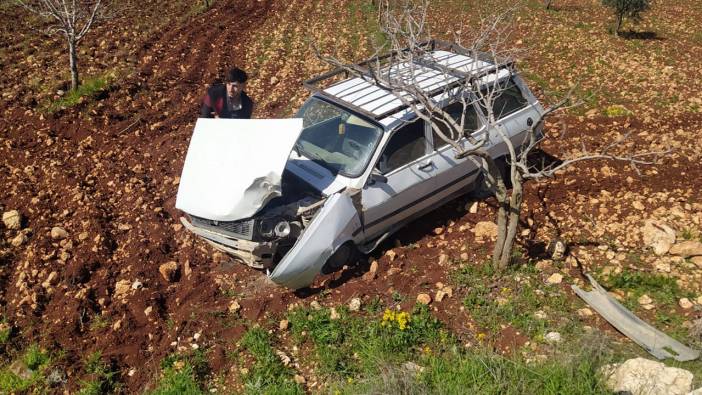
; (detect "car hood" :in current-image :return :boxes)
[175,118,304,221]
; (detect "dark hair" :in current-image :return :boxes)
[226,67,248,83]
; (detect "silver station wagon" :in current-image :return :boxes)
[176,42,544,289]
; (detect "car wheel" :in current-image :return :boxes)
[321,243,358,274]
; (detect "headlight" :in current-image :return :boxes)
[259,218,276,239]
[274,221,291,237]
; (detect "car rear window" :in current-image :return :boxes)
[482,79,528,119]
[432,102,481,149]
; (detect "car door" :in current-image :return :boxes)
[361,118,436,240]
[426,101,484,203]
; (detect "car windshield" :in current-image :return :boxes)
[295,97,383,177]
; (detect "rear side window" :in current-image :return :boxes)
[378,120,428,174]
[432,102,481,149]
[483,79,528,119]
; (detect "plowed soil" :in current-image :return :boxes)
[2,0,702,392]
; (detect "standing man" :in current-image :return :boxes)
[200,67,254,119]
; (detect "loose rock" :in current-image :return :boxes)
[11,233,27,247]
[544,331,562,344]
[546,273,563,285]
[678,298,693,310]
[669,241,702,258]
[293,374,306,384]
[279,319,289,331]
[473,221,498,239]
[638,294,653,306]
[159,261,179,282]
[348,297,361,312]
[114,279,131,298]
[641,220,676,255]
[2,210,22,230]
[416,293,432,305]
[330,307,340,320]
[602,357,693,395]
[50,226,68,240]
[228,300,241,313]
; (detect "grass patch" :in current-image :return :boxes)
[148,351,209,395]
[455,262,575,341]
[77,351,119,395]
[286,303,445,381]
[44,74,113,113]
[0,321,11,346]
[239,327,303,394]
[0,344,52,392]
[603,270,682,307]
[332,337,612,394]
[603,104,632,117]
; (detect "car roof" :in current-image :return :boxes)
[304,42,513,125]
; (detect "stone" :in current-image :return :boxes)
[669,241,702,258]
[2,210,22,230]
[50,226,68,240]
[546,273,563,285]
[46,368,67,386]
[697,295,702,305]
[348,297,361,312]
[468,202,478,214]
[114,279,131,298]
[279,319,289,331]
[275,350,291,366]
[435,289,447,302]
[544,331,562,344]
[293,374,306,384]
[678,298,693,310]
[310,301,322,310]
[78,232,89,241]
[131,280,143,290]
[433,227,444,235]
[577,308,594,318]
[641,220,676,255]
[363,260,378,281]
[549,240,567,260]
[638,294,653,306]
[11,233,27,247]
[474,221,498,239]
[386,250,397,261]
[41,271,58,289]
[144,306,153,316]
[416,293,432,305]
[228,300,241,313]
[330,307,340,320]
[691,256,702,268]
[632,201,645,211]
[534,310,548,320]
[602,357,693,395]
[402,361,425,373]
[158,261,179,282]
[438,254,449,265]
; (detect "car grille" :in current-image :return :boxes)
[190,216,255,240]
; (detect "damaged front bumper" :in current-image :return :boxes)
[180,217,277,269]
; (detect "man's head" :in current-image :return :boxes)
[226,67,247,98]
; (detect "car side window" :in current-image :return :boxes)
[432,102,480,149]
[377,119,428,174]
[483,79,528,119]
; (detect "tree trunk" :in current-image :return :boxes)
[485,157,510,270]
[68,38,79,90]
[498,175,523,269]
[614,14,622,37]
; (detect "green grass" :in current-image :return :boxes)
[148,354,206,395]
[44,74,113,113]
[454,262,576,341]
[332,337,612,394]
[286,303,445,381]
[0,344,52,392]
[77,351,119,395]
[603,270,683,307]
[0,321,10,346]
[239,327,303,395]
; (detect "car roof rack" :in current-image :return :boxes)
[303,39,514,121]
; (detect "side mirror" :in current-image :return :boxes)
[368,168,388,185]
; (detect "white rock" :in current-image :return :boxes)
[348,298,361,312]
[50,226,68,240]
[11,233,27,247]
[473,221,498,239]
[641,220,676,255]
[602,358,693,395]
[546,273,563,285]
[638,294,653,306]
[544,331,562,344]
[678,298,693,310]
[669,241,702,258]
[2,210,22,230]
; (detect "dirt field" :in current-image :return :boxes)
[1,0,702,392]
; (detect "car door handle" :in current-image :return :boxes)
[417,161,434,171]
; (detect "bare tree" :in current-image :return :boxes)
[314,0,667,270]
[16,0,108,90]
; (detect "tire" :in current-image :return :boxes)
[321,243,358,275]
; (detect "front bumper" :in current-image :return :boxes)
[180,217,277,269]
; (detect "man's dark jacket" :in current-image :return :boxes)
[200,84,254,119]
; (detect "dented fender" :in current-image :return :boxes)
[269,191,362,289]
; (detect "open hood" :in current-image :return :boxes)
[176,118,304,221]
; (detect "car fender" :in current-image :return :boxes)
[269,191,362,289]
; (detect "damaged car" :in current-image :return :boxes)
[176,41,544,289]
